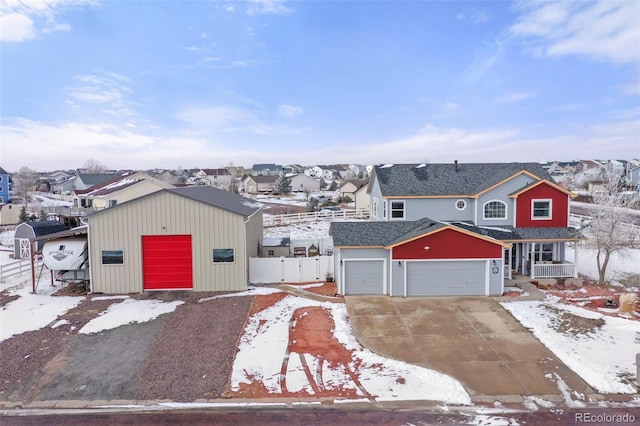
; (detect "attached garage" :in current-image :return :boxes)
[344,260,385,295]
[406,260,486,296]
[331,218,509,297]
[142,235,193,290]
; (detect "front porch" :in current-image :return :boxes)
[504,241,578,280]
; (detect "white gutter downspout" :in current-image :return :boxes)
[81,216,94,294]
[244,208,262,289]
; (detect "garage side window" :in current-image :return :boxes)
[101,250,124,265]
[213,248,235,263]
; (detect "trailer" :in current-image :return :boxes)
[42,238,89,285]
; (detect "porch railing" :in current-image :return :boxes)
[532,262,576,279]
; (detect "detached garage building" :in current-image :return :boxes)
[330,218,510,297]
[86,186,263,294]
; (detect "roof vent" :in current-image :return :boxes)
[454,160,459,172]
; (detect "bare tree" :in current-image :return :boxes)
[83,158,108,173]
[583,172,640,285]
[13,166,38,205]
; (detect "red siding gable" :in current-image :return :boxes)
[392,228,503,260]
[515,182,569,228]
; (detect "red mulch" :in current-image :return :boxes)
[545,282,639,320]
[286,282,343,298]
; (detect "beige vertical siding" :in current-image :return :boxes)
[88,191,257,294]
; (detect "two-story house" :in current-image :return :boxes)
[330,162,583,297]
[73,172,174,210]
[0,166,9,204]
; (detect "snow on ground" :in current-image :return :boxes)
[0,278,82,342]
[567,244,640,285]
[31,194,73,207]
[230,294,471,404]
[79,298,184,334]
[501,294,639,394]
[264,220,331,239]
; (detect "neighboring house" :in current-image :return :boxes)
[14,220,68,259]
[0,166,9,203]
[74,172,119,191]
[262,237,291,257]
[339,179,368,201]
[85,186,263,294]
[202,168,233,189]
[0,204,20,226]
[290,174,320,193]
[252,164,282,176]
[73,172,174,210]
[242,175,278,193]
[353,181,370,212]
[629,166,640,189]
[587,180,606,193]
[330,162,582,296]
[305,166,334,181]
[148,169,184,185]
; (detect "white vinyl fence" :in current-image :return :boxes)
[0,258,42,283]
[249,256,334,284]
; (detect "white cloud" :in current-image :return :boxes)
[0,13,35,42]
[66,71,136,117]
[277,104,304,118]
[0,0,93,42]
[246,0,292,16]
[510,0,640,64]
[496,91,536,104]
[0,118,210,170]
[462,38,506,82]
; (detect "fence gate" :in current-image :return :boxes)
[249,256,334,284]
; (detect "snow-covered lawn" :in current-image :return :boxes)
[501,295,639,394]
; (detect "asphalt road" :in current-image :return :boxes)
[2,407,639,425]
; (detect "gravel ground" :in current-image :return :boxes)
[134,295,254,402]
[0,298,121,401]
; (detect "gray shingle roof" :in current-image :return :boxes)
[167,187,261,217]
[373,162,552,197]
[331,218,584,247]
[0,167,8,174]
[330,218,445,247]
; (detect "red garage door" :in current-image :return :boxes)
[142,235,193,290]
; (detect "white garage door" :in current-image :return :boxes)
[407,260,486,296]
[344,260,384,295]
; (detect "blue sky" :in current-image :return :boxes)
[1,0,639,172]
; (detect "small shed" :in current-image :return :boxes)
[0,204,20,226]
[262,237,291,257]
[14,220,69,259]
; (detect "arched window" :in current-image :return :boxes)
[483,200,507,219]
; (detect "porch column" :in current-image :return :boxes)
[530,243,535,279]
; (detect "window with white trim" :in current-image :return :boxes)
[371,198,378,218]
[483,200,507,219]
[532,199,552,220]
[383,200,387,219]
[213,248,235,263]
[455,199,467,211]
[390,200,405,219]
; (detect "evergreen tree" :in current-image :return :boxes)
[39,209,48,221]
[328,181,338,191]
[275,175,292,195]
[19,205,29,223]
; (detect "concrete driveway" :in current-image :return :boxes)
[345,296,593,400]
